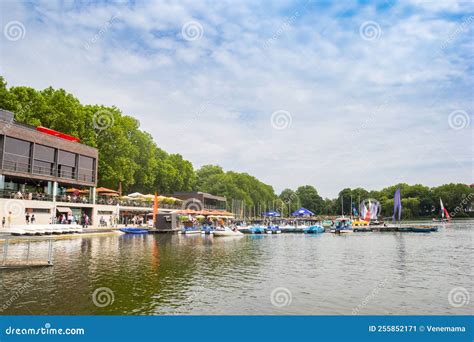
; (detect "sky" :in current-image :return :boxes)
[0,0,473,198]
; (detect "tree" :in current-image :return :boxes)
[295,185,323,214]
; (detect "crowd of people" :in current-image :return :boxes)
[54,213,91,227]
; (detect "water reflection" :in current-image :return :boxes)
[0,221,472,315]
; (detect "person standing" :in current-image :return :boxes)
[25,212,30,225]
[1,217,5,228]
[7,212,12,228]
[31,214,36,224]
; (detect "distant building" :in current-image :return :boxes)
[166,191,227,211]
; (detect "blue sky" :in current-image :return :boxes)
[0,0,472,197]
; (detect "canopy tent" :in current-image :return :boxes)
[100,192,119,197]
[128,192,145,198]
[263,211,281,217]
[291,207,315,217]
[65,188,89,194]
[96,187,119,194]
[56,207,72,214]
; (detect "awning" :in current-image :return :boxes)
[56,207,72,214]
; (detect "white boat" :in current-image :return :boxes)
[10,227,27,236]
[337,229,353,234]
[213,227,244,237]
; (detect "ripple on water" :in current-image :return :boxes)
[0,220,472,315]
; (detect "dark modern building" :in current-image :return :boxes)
[0,109,98,224]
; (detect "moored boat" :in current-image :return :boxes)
[180,227,201,234]
[249,226,266,234]
[120,227,149,234]
[332,217,353,234]
[265,225,281,234]
[200,225,215,234]
[303,225,324,234]
[213,227,244,237]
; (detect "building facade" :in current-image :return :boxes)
[0,109,98,225]
[0,109,228,228]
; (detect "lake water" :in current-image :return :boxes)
[0,220,472,315]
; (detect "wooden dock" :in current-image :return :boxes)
[0,239,54,269]
[0,260,53,269]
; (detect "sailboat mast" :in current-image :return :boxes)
[350,195,353,220]
[341,196,344,217]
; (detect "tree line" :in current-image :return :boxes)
[0,77,472,218]
[276,183,473,219]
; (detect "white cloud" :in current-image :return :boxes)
[0,0,472,197]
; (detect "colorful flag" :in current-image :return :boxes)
[393,188,402,223]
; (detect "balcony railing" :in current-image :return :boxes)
[0,191,182,210]
[0,190,54,201]
[2,160,95,183]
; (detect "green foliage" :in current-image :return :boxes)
[295,185,324,214]
[1,77,472,218]
[0,77,195,194]
[195,165,276,210]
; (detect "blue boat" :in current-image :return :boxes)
[180,226,201,234]
[303,225,324,234]
[265,225,281,234]
[249,226,266,234]
[201,225,215,234]
[120,227,149,234]
[409,226,439,233]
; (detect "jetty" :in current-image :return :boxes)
[0,238,54,269]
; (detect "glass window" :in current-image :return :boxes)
[58,165,74,179]
[78,155,94,182]
[33,160,54,176]
[34,144,55,162]
[58,150,76,167]
[3,136,31,172]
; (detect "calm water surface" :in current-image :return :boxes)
[1,220,472,315]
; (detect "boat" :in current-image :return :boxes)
[10,227,27,236]
[410,225,439,233]
[213,227,244,237]
[433,198,450,223]
[303,225,324,234]
[119,227,149,234]
[249,226,266,234]
[321,220,333,227]
[332,218,353,234]
[180,227,201,234]
[200,225,215,234]
[352,220,369,227]
[265,225,281,234]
